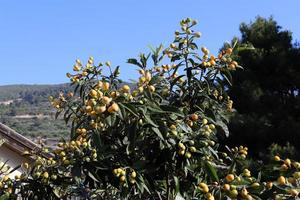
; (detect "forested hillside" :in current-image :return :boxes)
[0,83,132,139]
[0,84,71,138]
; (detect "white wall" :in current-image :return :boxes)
[0,145,28,178]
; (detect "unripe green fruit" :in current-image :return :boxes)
[230,189,238,197]
[51,175,57,180]
[194,32,202,38]
[185,152,192,158]
[190,146,196,153]
[189,140,195,145]
[35,172,41,178]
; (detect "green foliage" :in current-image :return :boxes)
[225,16,300,156]
[268,143,297,160]
[1,18,300,200]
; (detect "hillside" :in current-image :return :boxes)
[0,84,71,139]
[0,84,70,101]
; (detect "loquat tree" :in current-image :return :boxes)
[0,18,299,200]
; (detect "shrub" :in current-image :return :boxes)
[0,18,300,200]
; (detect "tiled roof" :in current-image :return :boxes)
[0,123,40,155]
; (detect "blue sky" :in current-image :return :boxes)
[0,0,299,85]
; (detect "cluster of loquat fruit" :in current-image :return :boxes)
[0,132,98,198]
[112,168,137,186]
[194,153,300,200]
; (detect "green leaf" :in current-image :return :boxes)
[151,127,164,141]
[127,58,143,68]
[113,66,120,77]
[149,74,164,85]
[88,171,100,183]
[146,103,164,113]
[232,38,238,49]
[174,176,180,194]
[64,110,73,124]
[8,164,21,175]
[221,70,232,86]
[136,173,150,194]
[0,193,9,200]
[119,103,139,117]
[105,114,116,126]
[160,105,185,117]
[53,188,62,198]
[91,131,102,153]
[204,161,219,182]
[215,120,229,137]
[149,44,164,65]
[144,114,158,127]
[128,121,138,152]
[139,53,150,68]
[73,83,80,94]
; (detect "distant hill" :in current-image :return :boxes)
[0,82,133,140]
[0,84,70,101]
[0,84,71,139]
